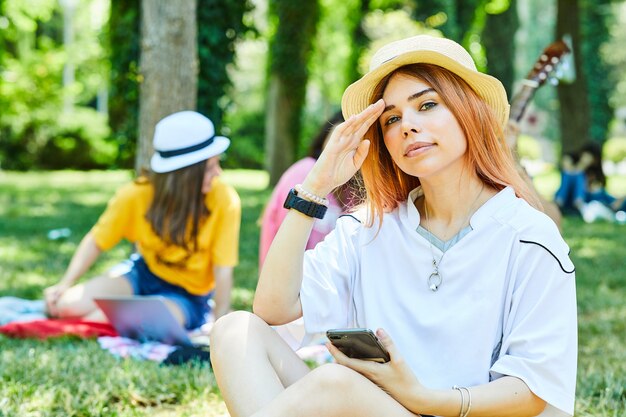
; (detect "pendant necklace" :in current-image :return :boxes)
[423,183,485,292]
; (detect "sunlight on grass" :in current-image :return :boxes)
[222,169,269,191]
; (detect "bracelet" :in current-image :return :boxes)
[294,184,329,206]
[452,386,472,417]
[462,386,472,417]
[453,386,465,417]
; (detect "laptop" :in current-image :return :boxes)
[94,296,197,346]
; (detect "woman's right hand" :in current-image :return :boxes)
[303,99,385,196]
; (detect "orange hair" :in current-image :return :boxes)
[360,63,541,227]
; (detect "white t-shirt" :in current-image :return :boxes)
[300,187,577,416]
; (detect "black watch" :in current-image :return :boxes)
[283,188,328,219]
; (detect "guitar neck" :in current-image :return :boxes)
[509,80,540,122]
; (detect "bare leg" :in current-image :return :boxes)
[55,271,132,321]
[210,311,311,417]
[210,311,419,417]
[252,363,420,417]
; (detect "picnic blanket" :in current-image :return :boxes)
[0,318,117,339]
[0,296,47,325]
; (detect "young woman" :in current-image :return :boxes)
[211,35,577,417]
[44,111,241,329]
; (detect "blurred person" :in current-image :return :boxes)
[44,111,241,329]
[555,141,626,222]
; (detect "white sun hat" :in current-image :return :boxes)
[150,111,230,173]
[341,34,510,128]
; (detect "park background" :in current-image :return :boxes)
[1,0,626,416]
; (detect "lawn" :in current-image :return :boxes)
[1,170,625,416]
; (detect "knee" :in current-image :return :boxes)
[304,363,362,397]
[54,296,82,318]
[210,310,268,356]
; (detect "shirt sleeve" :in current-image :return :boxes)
[210,184,241,267]
[490,238,577,416]
[300,215,362,336]
[90,182,138,250]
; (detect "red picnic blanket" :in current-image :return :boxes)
[0,318,117,339]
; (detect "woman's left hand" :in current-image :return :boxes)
[327,328,428,410]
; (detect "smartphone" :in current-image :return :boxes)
[326,328,390,363]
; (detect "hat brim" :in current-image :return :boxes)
[341,50,510,128]
[150,136,230,173]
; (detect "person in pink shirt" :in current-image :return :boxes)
[259,112,354,267]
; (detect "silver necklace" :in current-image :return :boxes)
[423,183,485,292]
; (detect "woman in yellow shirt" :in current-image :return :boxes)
[44,111,241,329]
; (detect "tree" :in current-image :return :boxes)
[580,0,613,144]
[346,0,370,85]
[411,0,484,46]
[482,0,518,97]
[556,0,590,154]
[136,0,198,173]
[265,0,320,186]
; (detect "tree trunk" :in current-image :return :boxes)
[346,0,370,85]
[556,0,589,155]
[136,0,198,174]
[265,0,319,186]
[265,75,295,184]
[482,0,518,98]
[580,0,613,144]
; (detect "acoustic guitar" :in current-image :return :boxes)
[509,39,571,125]
[507,39,572,227]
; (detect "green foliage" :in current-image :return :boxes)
[603,136,626,163]
[0,53,66,169]
[0,0,113,170]
[197,0,255,132]
[412,0,461,41]
[222,109,266,169]
[411,0,485,45]
[581,0,614,144]
[107,0,140,168]
[39,108,114,169]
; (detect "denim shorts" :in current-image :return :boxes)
[118,253,212,330]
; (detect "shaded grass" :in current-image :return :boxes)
[1,170,626,416]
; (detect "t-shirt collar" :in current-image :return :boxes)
[399,185,516,231]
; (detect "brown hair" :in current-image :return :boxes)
[146,159,209,252]
[360,63,541,227]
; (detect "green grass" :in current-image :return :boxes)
[1,170,625,416]
[0,169,270,417]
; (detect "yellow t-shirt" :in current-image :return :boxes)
[91,177,241,295]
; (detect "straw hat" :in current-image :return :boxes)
[341,35,509,128]
[150,111,230,173]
